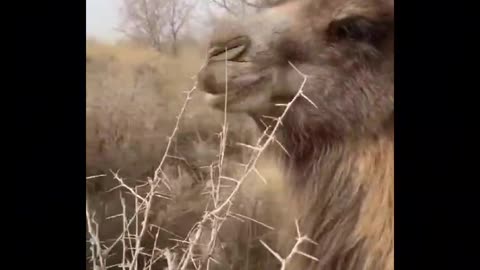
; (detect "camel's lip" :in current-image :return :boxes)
[233,73,265,88]
[201,72,264,97]
[204,93,227,108]
[203,73,266,109]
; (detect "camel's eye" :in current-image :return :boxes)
[326,16,388,45]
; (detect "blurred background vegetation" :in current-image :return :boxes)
[86,1,294,269]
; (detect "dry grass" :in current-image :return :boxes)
[86,41,313,270]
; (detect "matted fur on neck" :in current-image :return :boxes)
[272,124,393,270]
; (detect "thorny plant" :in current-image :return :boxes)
[86,46,319,269]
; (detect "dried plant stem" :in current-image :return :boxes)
[176,61,313,270]
[85,48,318,270]
[260,220,318,270]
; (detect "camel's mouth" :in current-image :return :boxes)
[201,71,274,112]
[198,36,276,112]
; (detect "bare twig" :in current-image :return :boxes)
[174,61,311,270]
[260,219,318,270]
[86,205,106,269]
[229,212,274,230]
[87,174,107,180]
[86,32,314,270]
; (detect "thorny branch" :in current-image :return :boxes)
[86,44,318,269]
[173,60,316,269]
[86,54,209,269]
[260,220,319,270]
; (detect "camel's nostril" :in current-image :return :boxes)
[208,36,251,62]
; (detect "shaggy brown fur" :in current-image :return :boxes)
[198,0,394,269]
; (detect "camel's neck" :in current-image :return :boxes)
[273,124,394,270]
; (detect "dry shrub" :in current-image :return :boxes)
[86,41,290,270]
